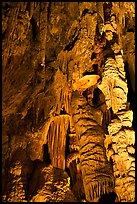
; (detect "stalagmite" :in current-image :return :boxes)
[71,91,114,202]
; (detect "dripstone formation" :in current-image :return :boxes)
[2,2,135,202]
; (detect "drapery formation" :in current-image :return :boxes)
[47,115,70,170]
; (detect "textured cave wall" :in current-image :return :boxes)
[2,2,135,202]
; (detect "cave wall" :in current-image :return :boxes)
[2,2,135,202]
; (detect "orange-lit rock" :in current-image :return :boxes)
[72,75,100,93]
[2,2,135,202]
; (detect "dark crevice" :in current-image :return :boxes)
[124,61,135,129]
[96,23,102,36]
[26,159,44,200]
[30,17,39,41]
[65,133,71,159]
[43,144,51,164]
[126,28,135,33]
[81,150,103,157]
[2,29,7,40]
[115,51,123,56]
[47,2,52,22]
[99,191,118,202]
[26,2,30,15]
[64,35,79,51]
[125,16,135,32]
[103,2,112,22]
[2,3,11,15]
[103,45,115,60]
[72,112,80,118]
[92,88,100,105]
[91,52,96,61]
[82,8,89,17]
[83,71,95,76]
[128,152,135,158]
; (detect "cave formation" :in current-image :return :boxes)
[2,2,135,202]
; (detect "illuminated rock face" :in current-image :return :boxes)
[28,164,77,202]
[2,2,135,202]
[106,112,135,202]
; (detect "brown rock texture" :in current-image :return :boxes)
[27,163,77,202]
[2,2,135,202]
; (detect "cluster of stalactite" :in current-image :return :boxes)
[2,2,39,69]
[53,68,72,115]
[43,2,135,202]
[2,2,135,202]
[40,107,85,201]
[60,3,114,201]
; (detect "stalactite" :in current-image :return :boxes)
[2,3,20,69]
[39,3,48,67]
[53,68,71,115]
[63,89,72,114]
[29,3,35,19]
[20,2,27,12]
[96,2,104,24]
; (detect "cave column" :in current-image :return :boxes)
[71,92,114,202]
[98,9,135,201]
